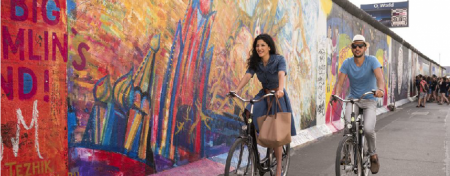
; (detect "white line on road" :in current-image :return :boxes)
[411,112,429,115]
[445,107,450,176]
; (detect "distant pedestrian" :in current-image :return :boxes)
[446,78,450,100]
[415,75,420,97]
[417,75,427,107]
[438,77,449,105]
[426,76,433,102]
[429,76,438,102]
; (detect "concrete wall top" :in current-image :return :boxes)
[332,0,444,69]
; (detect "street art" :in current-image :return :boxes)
[397,47,403,95]
[431,65,437,76]
[1,0,68,175]
[390,40,410,101]
[410,52,419,96]
[419,56,430,76]
[65,0,328,174]
[67,0,219,174]
[2,0,445,175]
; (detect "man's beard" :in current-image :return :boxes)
[353,52,364,58]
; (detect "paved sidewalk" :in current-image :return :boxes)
[288,102,450,176]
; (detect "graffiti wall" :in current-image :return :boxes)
[1,0,68,175]
[418,56,430,76]
[1,0,444,175]
[65,0,328,174]
[391,40,410,101]
[410,51,419,96]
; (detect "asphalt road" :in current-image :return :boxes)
[288,102,450,176]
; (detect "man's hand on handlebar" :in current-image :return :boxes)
[329,94,338,104]
[374,89,384,98]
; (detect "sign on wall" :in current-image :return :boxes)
[361,1,409,27]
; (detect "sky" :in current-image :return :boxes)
[348,0,450,67]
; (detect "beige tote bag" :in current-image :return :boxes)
[256,97,291,148]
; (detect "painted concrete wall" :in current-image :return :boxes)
[1,0,68,175]
[1,0,444,175]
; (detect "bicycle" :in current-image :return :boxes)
[224,91,290,176]
[331,91,376,176]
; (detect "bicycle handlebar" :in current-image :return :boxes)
[227,91,275,103]
[331,91,376,103]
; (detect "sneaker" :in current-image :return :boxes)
[438,103,443,105]
[370,154,380,174]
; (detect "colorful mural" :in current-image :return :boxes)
[1,0,68,175]
[1,0,445,175]
[391,40,410,101]
[410,51,420,96]
[67,0,221,174]
[66,0,327,174]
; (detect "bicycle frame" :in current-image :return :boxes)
[227,91,278,175]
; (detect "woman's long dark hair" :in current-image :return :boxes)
[247,34,277,70]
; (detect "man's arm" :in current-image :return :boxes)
[335,72,347,96]
[373,67,385,97]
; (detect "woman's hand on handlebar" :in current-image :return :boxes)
[275,90,284,98]
[227,90,237,97]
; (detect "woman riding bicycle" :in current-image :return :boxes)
[231,33,296,176]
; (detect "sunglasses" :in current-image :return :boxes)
[351,43,366,49]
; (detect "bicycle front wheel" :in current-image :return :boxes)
[280,143,290,176]
[336,136,362,176]
[224,138,255,176]
[362,136,371,176]
[262,143,291,176]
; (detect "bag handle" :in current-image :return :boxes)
[265,97,273,116]
[265,96,284,119]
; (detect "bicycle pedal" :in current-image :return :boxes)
[340,155,351,165]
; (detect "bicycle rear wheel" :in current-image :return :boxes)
[224,138,255,176]
[336,136,362,176]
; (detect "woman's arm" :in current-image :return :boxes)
[276,71,286,98]
[232,73,253,92]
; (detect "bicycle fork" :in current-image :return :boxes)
[351,110,366,175]
[356,114,370,175]
[358,115,364,164]
[359,117,372,172]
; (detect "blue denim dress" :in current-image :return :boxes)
[245,54,297,136]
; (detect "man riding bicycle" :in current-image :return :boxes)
[332,34,385,174]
